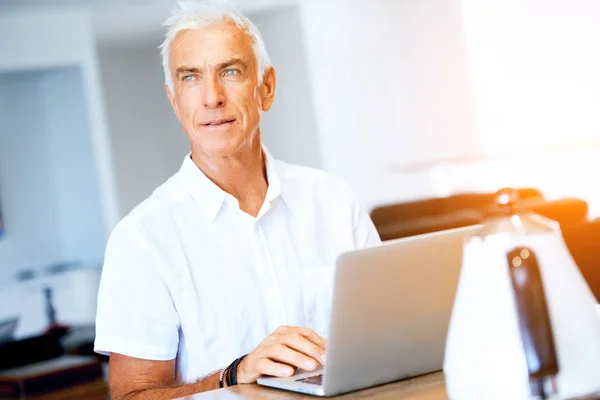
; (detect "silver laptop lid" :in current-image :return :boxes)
[321,225,479,395]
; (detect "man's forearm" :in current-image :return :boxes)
[116,370,222,400]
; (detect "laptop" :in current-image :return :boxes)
[257,225,480,396]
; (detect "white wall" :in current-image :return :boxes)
[98,46,189,216]
[0,68,107,281]
[460,0,600,155]
[0,10,112,334]
[0,74,64,283]
[0,68,108,336]
[298,0,479,209]
[42,68,106,262]
[428,0,600,216]
[0,8,119,233]
[250,6,322,169]
[297,0,600,214]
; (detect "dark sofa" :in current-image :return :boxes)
[370,189,599,301]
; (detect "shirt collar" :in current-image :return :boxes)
[179,146,284,222]
[263,147,282,204]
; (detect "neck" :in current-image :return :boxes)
[190,133,268,217]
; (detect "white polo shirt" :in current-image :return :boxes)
[94,150,380,383]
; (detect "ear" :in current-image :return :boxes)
[165,84,181,120]
[258,66,277,112]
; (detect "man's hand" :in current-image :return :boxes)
[237,326,327,384]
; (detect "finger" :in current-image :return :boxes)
[299,328,327,349]
[273,326,326,348]
[255,357,295,378]
[282,332,326,365]
[266,344,320,371]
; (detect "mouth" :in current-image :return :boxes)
[202,118,236,127]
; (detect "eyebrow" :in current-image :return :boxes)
[218,58,247,70]
[175,58,248,78]
[175,66,200,78]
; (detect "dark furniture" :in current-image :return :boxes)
[370,189,591,241]
[0,332,64,372]
[0,355,106,400]
[370,189,599,301]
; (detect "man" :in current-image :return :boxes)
[94,1,380,399]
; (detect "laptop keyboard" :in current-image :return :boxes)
[296,374,323,385]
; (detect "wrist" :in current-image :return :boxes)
[218,366,228,388]
[236,356,247,384]
[226,355,248,386]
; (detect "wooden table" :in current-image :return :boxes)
[175,372,447,400]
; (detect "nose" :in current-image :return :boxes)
[202,75,226,109]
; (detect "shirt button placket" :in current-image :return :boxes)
[257,222,287,331]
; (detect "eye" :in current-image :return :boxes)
[224,69,239,77]
[182,75,195,82]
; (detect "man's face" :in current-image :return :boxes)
[166,22,275,157]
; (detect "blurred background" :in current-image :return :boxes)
[0,0,599,397]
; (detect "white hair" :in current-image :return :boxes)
[159,0,272,92]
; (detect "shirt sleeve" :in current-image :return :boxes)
[335,178,382,249]
[352,198,382,249]
[94,219,180,360]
